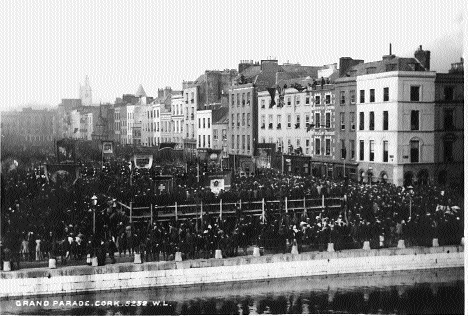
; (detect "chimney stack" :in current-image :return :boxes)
[414,45,430,70]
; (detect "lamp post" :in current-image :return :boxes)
[91,195,97,235]
[406,186,414,218]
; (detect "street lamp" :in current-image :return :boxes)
[406,186,414,218]
[91,195,98,235]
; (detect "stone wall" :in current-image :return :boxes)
[0,246,463,299]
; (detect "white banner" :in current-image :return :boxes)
[133,154,153,169]
[102,141,113,154]
[210,179,224,195]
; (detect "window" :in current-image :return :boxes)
[315,95,320,105]
[203,118,206,128]
[315,138,321,155]
[198,135,201,147]
[305,96,310,105]
[247,135,250,151]
[325,94,331,104]
[305,139,310,154]
[296,96,300,105]
[277,115,282,129]
[231,94,235,106]
[410,140,419,162]
[325,112,331,128]
[236,135,239,149]
[247,113,251,127]
[242,93,245,106]
[231,135,234,149]
[315,113,320,128]
[222,129,227,140]
[383,87,389,101]
[383,141,389,162]
[231,114,235,128]
[242,113,245,126]
[237,114,240,127]
[369,111,374,130]
[360,90,365,103]
[350,112,355,131]
[207,118,210,128]
[268,115,273,129]
[370,89,375,102]
[261,99,265,108]
[242,135,245,149]
[341,139,346,159]
[247,92,251,105]
[369,140,374,161]
[350,140,355,159]
[359,140,364,160]
[340,91,345,105]
[287,97,291,106]
[287,114,291,128]
[325,138,331,155]
[444,86,454,101]
[383,111,389,130]
[261,115,265,129]
[359,112,364,130]
[444,109,454,130]
[207,135,210,148]
[237,93,240,106]
[340,112,345,130]
[444,140,453,162]
[410,110,419,130]
[305,114,310,126]
[350,90,356,104]
[410,86,420,101]
[295,115,300,129]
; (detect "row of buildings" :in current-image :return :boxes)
[1,47,464,186]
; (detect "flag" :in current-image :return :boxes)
[306,123,314,132]
[267,88,276,108]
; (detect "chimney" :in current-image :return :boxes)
[260,59,279,72]
[238,60,254,74]
[414,45,430,70]
[339,57,364,77]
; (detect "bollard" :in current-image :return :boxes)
[86,254,91,265]
[49,258,57,269]
[379,235,384,248]
[134,253,142,264]
[397,240,406,249]
[91,257,98,267]
[432,238,439,247]
[461,237,464,246]
[253,247,261,257]
[174,252,183,262]
[291,244,299,255]
[215,249,223,259]
[362,241,371,250]
[3,261,11,272]
[327,243,335,252]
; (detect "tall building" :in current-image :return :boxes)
[79,76,92,106]
[354,46,436,186]
[433,58,464,186]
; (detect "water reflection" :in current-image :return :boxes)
[2,269,464,315]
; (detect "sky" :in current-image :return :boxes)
[1,0,465,111]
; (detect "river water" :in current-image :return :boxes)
[1,268,464,315]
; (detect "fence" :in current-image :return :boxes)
[115,196,343,223]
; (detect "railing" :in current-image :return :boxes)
[118,196,343,223]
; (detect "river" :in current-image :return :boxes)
[0,267,463,315]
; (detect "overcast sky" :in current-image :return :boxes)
[1,0,465,111]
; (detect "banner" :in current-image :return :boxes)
[133,154,153,169]
[44,164,80,185]
[56,139,76,163]
[102,141,113,155]
[210,179,225,195]
[154,175,173,194]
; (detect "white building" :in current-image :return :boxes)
[142,102,161,147]
[196,109,212,149]
[356,70,436,185]
[171,94,184,149]
[182,86,198,151]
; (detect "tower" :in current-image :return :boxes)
[79,75,93,106]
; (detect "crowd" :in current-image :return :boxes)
[0,157,464,270]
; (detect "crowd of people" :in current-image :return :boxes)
[1,156,464,270]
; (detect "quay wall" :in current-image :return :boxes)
[0,246,464,299]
